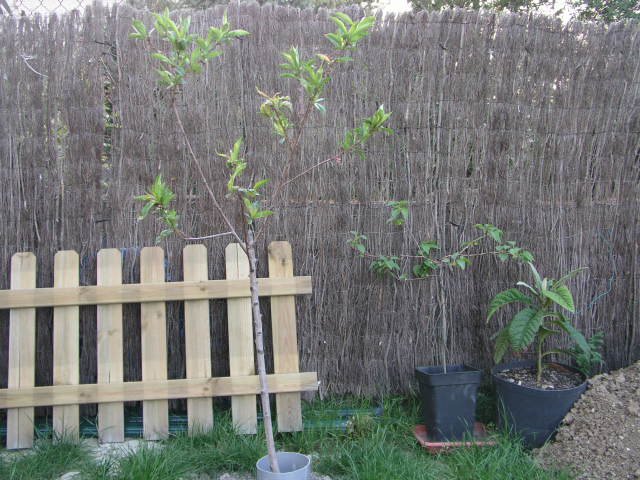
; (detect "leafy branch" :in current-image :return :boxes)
[349,204,534,280]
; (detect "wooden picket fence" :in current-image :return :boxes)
[0,241,317,449]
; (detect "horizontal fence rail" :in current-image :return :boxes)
[0,277,313,308]
[0,372,319,409]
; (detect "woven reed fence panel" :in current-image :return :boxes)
[0,3,638,397]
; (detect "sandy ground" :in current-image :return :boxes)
[536,361,640,479]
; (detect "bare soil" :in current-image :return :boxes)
[497,363,584,390]
[536,361,640,479]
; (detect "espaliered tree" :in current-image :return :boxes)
[349,210,535,370]
[130,9,390,473]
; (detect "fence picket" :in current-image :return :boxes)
[53,250,80,439]
[97,249,124,443]
[140,247,169,440]
[7,252,37,449]
[225,243,257,434]
[268,241,303,432]
[183,244,213,432]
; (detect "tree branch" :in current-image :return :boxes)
[170,97,245,249]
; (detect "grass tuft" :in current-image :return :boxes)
[0,434,91,480]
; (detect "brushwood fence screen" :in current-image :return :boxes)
[0,3,638,396]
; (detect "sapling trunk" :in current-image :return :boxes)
[438,282,448,374]
[246,229,280,473]
[537,336,544,385]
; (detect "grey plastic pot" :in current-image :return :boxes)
[492,360,586,448]
[256,452,311,480]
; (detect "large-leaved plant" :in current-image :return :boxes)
[487,263,599,384]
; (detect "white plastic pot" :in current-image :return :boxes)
[256,452,311,480]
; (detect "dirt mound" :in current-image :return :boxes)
[536,361,640,479]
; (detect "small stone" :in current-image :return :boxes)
[563,413,575,425]
[628,401,640,416]
[58,473,81,480]
[614,374,626,384]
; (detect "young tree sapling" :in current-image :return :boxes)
[131,9,390,473]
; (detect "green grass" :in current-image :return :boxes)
[0,398,572,480]
[0,434,92,480]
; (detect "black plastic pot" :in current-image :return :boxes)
[492,360,587,448]
[415,364,482,441]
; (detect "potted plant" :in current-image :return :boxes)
[130,8,388,477]
[487,263,602,447]
[350,221,533,441]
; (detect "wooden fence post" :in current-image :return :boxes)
[141,247,169,440]
[183,244,213,432]
[7,252,37,449]
[97,249,124,443]
[268,241,303,432]
[225,243,257,434]
[53,250,80,439]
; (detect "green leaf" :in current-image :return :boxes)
[228,29,250,38]
[455,257,471,270]
[493,327,511,364]
[325,32,344,49]
[131,19,148,39]
[519,250,535,262]
[370,256,400,277]
[487,226,503,242]
[138,201,154,220]
[151,52,172,65]
[528,262,543,290]
[508,307,545,351]
[508,307,544,350]
[542,284,575,312]
[253,179,270,191]
[486,288,534,322]
[418,241,439,257]
[329,15,349,34]
[553,317,590,353]
[331,12,355,27]
[386,200,409,226]
[253,209,274,220]
[555,267,587,287]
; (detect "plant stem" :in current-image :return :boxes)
[438,280,447,372]
[246,228,279,473]
[537,335,543,385]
